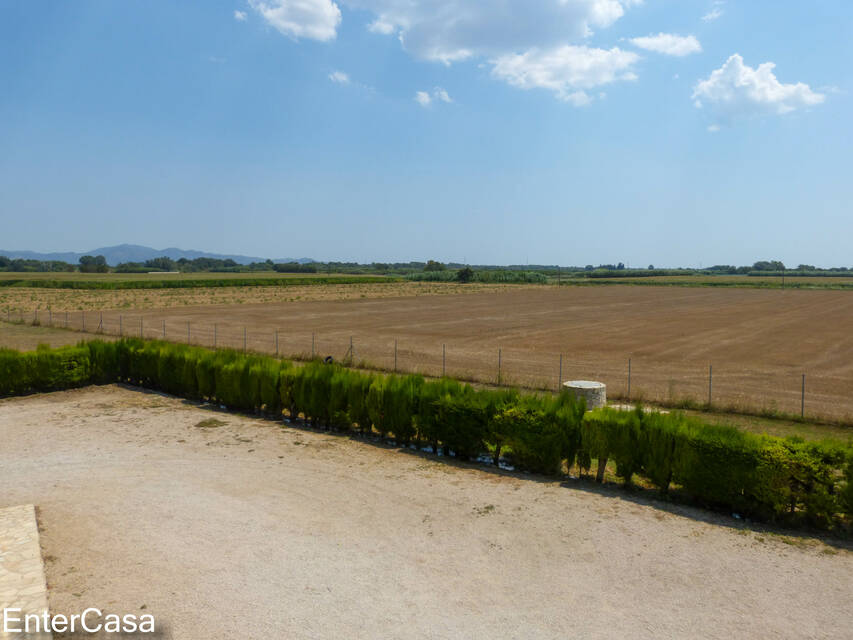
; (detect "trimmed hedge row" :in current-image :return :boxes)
[1,339,851,531]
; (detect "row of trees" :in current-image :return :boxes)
[1,339,851,531]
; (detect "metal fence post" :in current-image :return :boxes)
[119,315,123,336]
[82,312,85,332]
[442,344,446,377]
[801,374,805,418]
[708,364,712,406]
[140,317,143,338]
[558,353,563,391]
[275,329,279,355]
[311,332,315,358]
[65,311,68,328]
[627,358,632,400]
[187,321,191,343]
[394,339,397,372]
[213,323,217,348]
[498,348,502,386]
[243,327,247,352]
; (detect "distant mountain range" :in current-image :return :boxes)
[0,244,314,266]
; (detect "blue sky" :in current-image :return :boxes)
[1,1,851,266]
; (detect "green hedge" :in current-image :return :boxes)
[1,339,851,532]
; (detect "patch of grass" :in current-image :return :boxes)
[195,418,227,429]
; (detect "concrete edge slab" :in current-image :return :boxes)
[0,505,52,639]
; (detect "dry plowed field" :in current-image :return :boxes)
[10,285,853,421]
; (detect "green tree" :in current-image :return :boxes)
[424,260,445,271]
[456,267,474,283]
[79,255,108,273]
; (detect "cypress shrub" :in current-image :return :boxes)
[416,378,464,452]
[581,411,612,482]
[307,363,335,427]
[86,340,119,384]
[328,369,352,430]
[157,344,188,396]
[294,366,313,422]
[242,361,263,412]
[601,408,643,485]
[639,411,683,494]
[196,349,229,401]
[0,345,94,396]
[259,360,286,416]
[215,360,245,410]
[346,372,374,434]
[434,389,489,460]
[0,347,31,395]
[386,374,424,446]
[179,348,200,399]
[367,377,388,437]
[483,388,520,465]
[672,425,763,516]
[33,345,91,393]
[842,454,853,518]
[279,366,297,420]
[550,392,584,473]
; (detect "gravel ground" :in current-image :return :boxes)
[1,385,851,639]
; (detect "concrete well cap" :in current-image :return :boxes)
[563,380,606,389]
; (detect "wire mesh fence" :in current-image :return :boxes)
[7,307,853,423]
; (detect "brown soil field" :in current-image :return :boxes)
[0,281,522,312]
[2,386,850,639]
[4,285,853,422]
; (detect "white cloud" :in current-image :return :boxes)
[491,45,639,105]
[248,1,649,102]
[415,87,453,107]
[234,10,248,21]
[346,0,640,63]
[328,70,350,84]
[367,18,395,34]
[702,8,722,21]
[629,33,701,57]
[693,54,826,126]
[433,87,452,103]
[702,1,724,22]
[249,0,342,41]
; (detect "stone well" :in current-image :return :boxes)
[562,380,606,410]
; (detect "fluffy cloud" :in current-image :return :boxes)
[693,54,825,126]
[414,91,432,107]
[629,33,701,56]
[328,70,350,84]
[247,0,647,103]
[491,45,639,104]
[347,0,640,64]
[249,0,342,41]
[702,1,724,22]
[415,87,453,107]
[234,10,248,21]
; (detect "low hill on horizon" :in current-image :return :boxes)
[0,244,314,267]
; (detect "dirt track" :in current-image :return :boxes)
[1,386,851,639]
[65,285,853,421]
